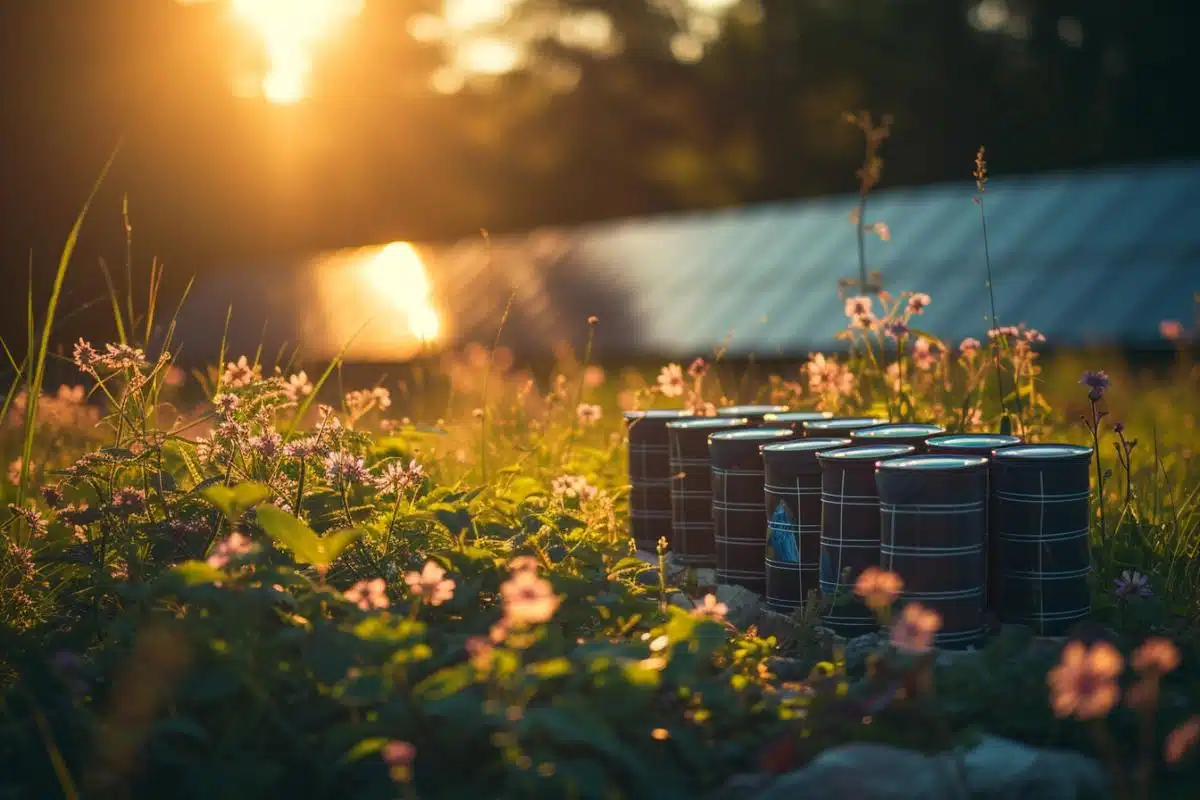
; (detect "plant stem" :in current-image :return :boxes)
[1089,719,1129,799]
[1090,403,1109,540]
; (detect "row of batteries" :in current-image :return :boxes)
[624,406,1095,647]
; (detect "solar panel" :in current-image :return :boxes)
[177,162,1200,362]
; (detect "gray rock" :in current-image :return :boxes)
[751,606,799,639]
[703,772,777,799]
[764,656,809,681]
[756,743,953,800]
[752,735,1108,800]
[935,646,986,669]
[840,631,884,672]
[961,734,1108,799]
[715,583,761,629]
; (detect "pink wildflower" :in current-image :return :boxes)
[1047,640,1123,720]
[576,403,602,426]
[1166,717,1200,764]
[282,371,313,402]
[906,292,931,315]
[99,343,147,371]
[344,578,390,611]
[382,740,416,783]
[692,593,728,620]
[72,339,100,371]
[207,532,255,569]
[844,295,873,319]
[500,569,560,626]
[404,561,455,606]
[583,365,606,388]
[1160,320,1185,341]
[911,337,939,371]
[222,356,260,388]
[551,474,599,501]
[657,364,685,397]
[1132,637,1180,676]
[855,566,903,611]
[889,602,942,653]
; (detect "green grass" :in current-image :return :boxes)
[1,131,1198,797]
[0,301,1197,798]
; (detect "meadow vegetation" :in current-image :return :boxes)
[1,139,1198,799]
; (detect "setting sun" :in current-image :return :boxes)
[306,241,443,361]
[363,242,442,344]
[229,0,364,103]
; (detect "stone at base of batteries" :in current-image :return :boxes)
[829,623,1074,673]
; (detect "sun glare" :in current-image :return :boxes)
[229,0,364,103]
[309,242,443,360]
[364,242,442,343]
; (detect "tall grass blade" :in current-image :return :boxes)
[286,322,369,437]
[96,258,128,346]
[16,143,121,519]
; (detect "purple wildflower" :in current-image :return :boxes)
[40,484,64,509]
[283,436,322,460]
[1080,371,1110,402]
[213,393,240,417]
[7,503,47,536]
[324,451,369,486]
[111,487,146,513]
[249,430,282,458]
[1114,570,1152,600]
[375,459,423,495]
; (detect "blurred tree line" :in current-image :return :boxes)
[0,0,1195,276]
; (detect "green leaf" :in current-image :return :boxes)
[433,504,472,534]
[413,664,476,701]
[170,560,227,586]
[607,557,651,580]
[556,514,587,532]
[255,504,321,562]
[320,528,365,565]
[519,705,653,786]
[527,658,574,680]
[202,481,269,520]
[340,737,388,765]
[255,505,360,568]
